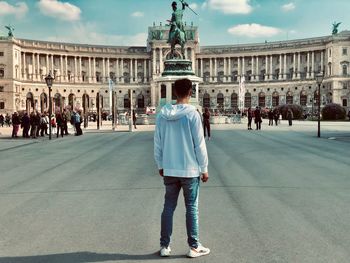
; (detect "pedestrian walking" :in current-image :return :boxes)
[202,107,211,140]
[75,111,82,136]
[63,108,70,135]
[30,111,40,139]
[274,110,279,126]
[254,106,262,130]
[11,112,21,138]
[268,109,274,126]
[56,113,64,138]
[132,110,137,129]
[51,114,57,135]
[154,78,210,258]
[247,107,253,130]
[40,113,48,137]
[0,114,4,127]
[287,109,293,126]
[21,112,30,138]
[5,113,11,127]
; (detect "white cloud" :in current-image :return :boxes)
[281,3,295,12]
[46,23,147,46]
[131,11,144,17]
[228,23,281,38]
[189,3,198,10]
[0,1,28,18]
[205,0,252,14]
[38,0,81,21]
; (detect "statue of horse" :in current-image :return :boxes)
[168,22,186,59]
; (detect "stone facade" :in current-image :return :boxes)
[0,26,350,115]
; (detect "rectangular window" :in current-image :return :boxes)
[0,86,3,92]
[0,52,4,56]
[343,99,348,107]
[0,69,4,78]
[343,48,348,55]
[0,102,4,109]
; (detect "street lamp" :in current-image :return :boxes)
[45,71,54,140]
[315,73,324,138]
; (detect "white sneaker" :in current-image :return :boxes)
[187,244,210,258]
[160,246,171,257]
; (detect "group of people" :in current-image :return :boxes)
[1,109,84,139]
[0,113,12,127]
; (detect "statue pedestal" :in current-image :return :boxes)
[154,59,202,111]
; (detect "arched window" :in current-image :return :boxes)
[286,91,293,104]
[68,94,75,108]
[124,94,130,109]
[342,65,348,76]
[272,91,279,107]
[245,92,251,108]
[258,92,265,107]
[137,94,145,109]
[26,92,34,112]
[40,93,47,113]
[217,93,224,108]
[231,92,238,109]
[161,84,166,99]
[82,94,90,111]
[54,93,62,112]
[300,91,307,106]
[203,93,210,108]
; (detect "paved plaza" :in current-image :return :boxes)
[0,121,350,263]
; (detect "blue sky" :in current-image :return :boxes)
[0,0,349,46]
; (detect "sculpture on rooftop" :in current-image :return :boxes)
[5,25,14,37]
[332,22,341,35]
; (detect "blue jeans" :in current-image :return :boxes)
[160,176,200,248]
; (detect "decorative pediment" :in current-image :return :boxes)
[340,60,349,65]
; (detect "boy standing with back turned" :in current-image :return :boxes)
[154,78,210,258]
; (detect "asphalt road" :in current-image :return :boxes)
[0,127,349,263]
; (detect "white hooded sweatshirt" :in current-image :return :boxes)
[154,103,208,178]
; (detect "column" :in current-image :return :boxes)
[120,58,124,83]
[130,59,134,83]
[238,57,241,77]
[32,53,35,81]
[279,54,283,79]
[293,53,296,79]
[297,52,301,78]
[107,58,110,80]
[209,58,212,82]
[200,58,203,78]
[152,49,156,76]
[60,55,63,82]
[223,58,227,82]
[307,52,310,78]
[115,59,119,82]
[88,57,92,83]
[37,54,40,80]
[191,49,196,74]
[93,57,96,82]
[270,55,273,80]
[74,56,77,82]
[102,58,106,82]
[159,48,163,73]
[283,54,287,79]
[23,52,26,80]
[148,60,152,79]
[46,54,49,75]
[135,59,138,83]
[214,58,217,82]
[242,57,245,76]
[320,50,324,75]
[256,56,259,81]
[311,51,315,78]
[228,57,232,82]
[50,55,54,74]
[143,59,147,83]
[79,57,82,82]
[65,55,68,81]
[251,56,255,80]
[265,55,268,80]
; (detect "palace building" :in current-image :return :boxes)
[0,24,350,115]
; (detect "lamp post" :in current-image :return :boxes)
[45,72,54,140]
[315,73,324,138]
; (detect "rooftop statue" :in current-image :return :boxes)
[332,22,341,35]
[5,25,14,37]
